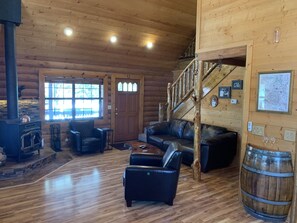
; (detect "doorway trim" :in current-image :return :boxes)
[111,74,144,141]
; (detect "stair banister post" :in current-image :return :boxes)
[158,103,164,123]
[192,59,203,182]
[167,83,172,121]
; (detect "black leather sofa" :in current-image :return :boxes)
[146,119,237,172]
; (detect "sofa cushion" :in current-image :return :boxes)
[81,137,101,152]
[163,139,193,149]
[182,122,194,140]
[82,137,100,146]
[146,122,170,135]
[169,120,187,138]
[148,135,178,150]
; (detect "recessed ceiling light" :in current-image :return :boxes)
[64,27,73,37]
[110,36,118,43]
[146,42,153,49]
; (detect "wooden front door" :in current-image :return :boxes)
[114,78,140,142]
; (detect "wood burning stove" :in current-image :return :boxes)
[0,1,43,162]
[0,120,42,162]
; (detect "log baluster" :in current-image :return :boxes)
[182,72,187,98]
[167,83,172,121]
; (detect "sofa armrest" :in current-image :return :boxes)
[203,132,237,154]
[201,132,237,172]
[130,153,163,166]
[146,122,170,136]
[93,128,103,137]
[93,128,106,153]
[70,130,82,151]
[70,130,81,139]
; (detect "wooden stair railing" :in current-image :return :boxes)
[166,58,217,120]
[170,64,237,120]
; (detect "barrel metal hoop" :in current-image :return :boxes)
[243,205,288,221]
[241,190,291,206]
[242,164,294,178]
[246,145,292,158]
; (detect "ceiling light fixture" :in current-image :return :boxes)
[64,27,73,37]
[110,36,118,43]
[146,42,153,49]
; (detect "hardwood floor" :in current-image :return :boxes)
[0,149,264,223]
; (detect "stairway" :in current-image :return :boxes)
[171,63,236,120]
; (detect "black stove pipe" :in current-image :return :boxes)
[4,21,19,120]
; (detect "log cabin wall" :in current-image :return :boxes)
[196,0,297,163]
[0,57,170,147]
[0,0,197,147]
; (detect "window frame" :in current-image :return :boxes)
[39,69,108,123]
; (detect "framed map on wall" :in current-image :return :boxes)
[257,71,293,114]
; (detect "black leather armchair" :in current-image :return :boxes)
[69,120,106,154]
[123,142,182,207]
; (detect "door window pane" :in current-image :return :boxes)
[128,82,133,92]
[123,82,128,91]
[133,83,138,92]
[118,82,123,91]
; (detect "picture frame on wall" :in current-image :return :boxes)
[257,70,293,114]
[232,80,243,89]
[210,95,219,107]
[218,86,231,99]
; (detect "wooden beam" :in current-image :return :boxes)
[198,46,246,61]
[195,0,202,51]
[192,60,203,181]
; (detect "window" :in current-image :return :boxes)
[117,81,138,92]
[44,79,104,121]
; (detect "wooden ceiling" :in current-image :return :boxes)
[2,0,197,74]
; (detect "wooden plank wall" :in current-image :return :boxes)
[197,0,297,163]
[200,67,245,135]
[0,56,170,146]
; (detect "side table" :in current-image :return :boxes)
[101,128,114,150]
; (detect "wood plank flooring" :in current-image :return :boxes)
[0,149,264,223]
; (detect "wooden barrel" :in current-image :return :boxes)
[241,145,294,222]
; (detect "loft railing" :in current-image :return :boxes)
[166,58,217,120]
[179,37,196,59]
